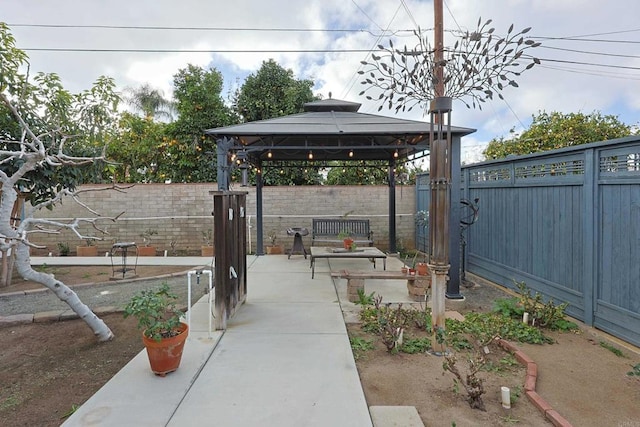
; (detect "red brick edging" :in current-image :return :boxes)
[497,339,573,427]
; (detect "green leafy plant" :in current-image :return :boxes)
[337,230,351,239]
[123,282,185,342]
[354,288,375,306]
[57,242,70,256]
[492,297,524,318]
[350,335,374,360]
[599,341,625,357]
[400,337,431,354]
[627,363,640,377]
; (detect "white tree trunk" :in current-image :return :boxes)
[13,243,114,342]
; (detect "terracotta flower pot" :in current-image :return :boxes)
[201,245,215,257]
[138,246,156,256]
[266,245,283,255]
[343,238,354,250]
[142,322,188,376]
[417,262,428,276]
[76,246,98,257]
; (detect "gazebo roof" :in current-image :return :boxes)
[205,99,475,162]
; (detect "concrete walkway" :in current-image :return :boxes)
[57,253,413,427]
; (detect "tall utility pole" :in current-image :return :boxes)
[428,0,454,354]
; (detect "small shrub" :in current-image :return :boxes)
[515,281,575,330]
[354,288,375,306]
[442,352,486,411]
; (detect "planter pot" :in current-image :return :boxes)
[343,238,354,250]
[401,267,409,275]
[138,246,156,257]
[417,262,428,276]
[76,246,98,257]
[266,245,283,255]
[142,322,189,376]
[201,245,215,257]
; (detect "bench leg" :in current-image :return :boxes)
[347,278,365,302]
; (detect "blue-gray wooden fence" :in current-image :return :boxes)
[416,136,640,346]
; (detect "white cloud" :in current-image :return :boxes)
[4,0,640,145]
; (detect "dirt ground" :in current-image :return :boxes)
[1,267,639,426]
[350,282,640,427]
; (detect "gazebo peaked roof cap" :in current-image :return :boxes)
[303,98,361,112]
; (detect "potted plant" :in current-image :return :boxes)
[76,239,98,257]
[123,283,189,376]
[201,229,215,257]
[265,230,283,254]
[338,230,354,250]
[138,228,157,256]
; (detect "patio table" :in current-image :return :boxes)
[309,246,386,278]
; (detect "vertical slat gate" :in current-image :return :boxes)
[212,191,247,330]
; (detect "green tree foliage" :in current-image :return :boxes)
[324,161,418,185]
[233,59,321,185]
[234,59,316,122]
[0,23,120,204]
[484,111,635,159]
[107,113,167,183]
[160,64,236,183]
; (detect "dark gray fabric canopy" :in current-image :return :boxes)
[205,99,475,161]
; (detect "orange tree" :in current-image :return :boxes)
[484,111,635,159]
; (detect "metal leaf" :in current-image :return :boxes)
[508,24,514,34]
[522,27,532,34]
[509,80,519,87]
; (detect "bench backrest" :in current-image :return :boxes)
[312,218,370,238]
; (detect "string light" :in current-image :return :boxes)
[393,149,399,158]
[308,151,313,160]
[349,149,354,158]
[267,150,272,159]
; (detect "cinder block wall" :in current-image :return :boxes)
[31,183,416,255]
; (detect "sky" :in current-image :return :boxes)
[4,0,640,164]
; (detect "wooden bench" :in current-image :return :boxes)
[331,269,431,302]
[311,218,373,246]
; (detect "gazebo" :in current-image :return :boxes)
[205,98,475,295]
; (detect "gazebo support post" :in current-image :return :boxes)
[256,161,264,256]
[216,137,233,191]
[388,158,398,254]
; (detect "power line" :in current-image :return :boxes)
[539,45,640,59]
[18,47,378,54]
[7,22,411,37]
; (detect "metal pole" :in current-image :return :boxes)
[388,158,397,254]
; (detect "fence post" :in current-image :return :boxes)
[582,148,597,325]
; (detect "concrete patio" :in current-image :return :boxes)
[57,253,422,427]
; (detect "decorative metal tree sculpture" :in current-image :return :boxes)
[358,18,541,111]
[359,17,540,348]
